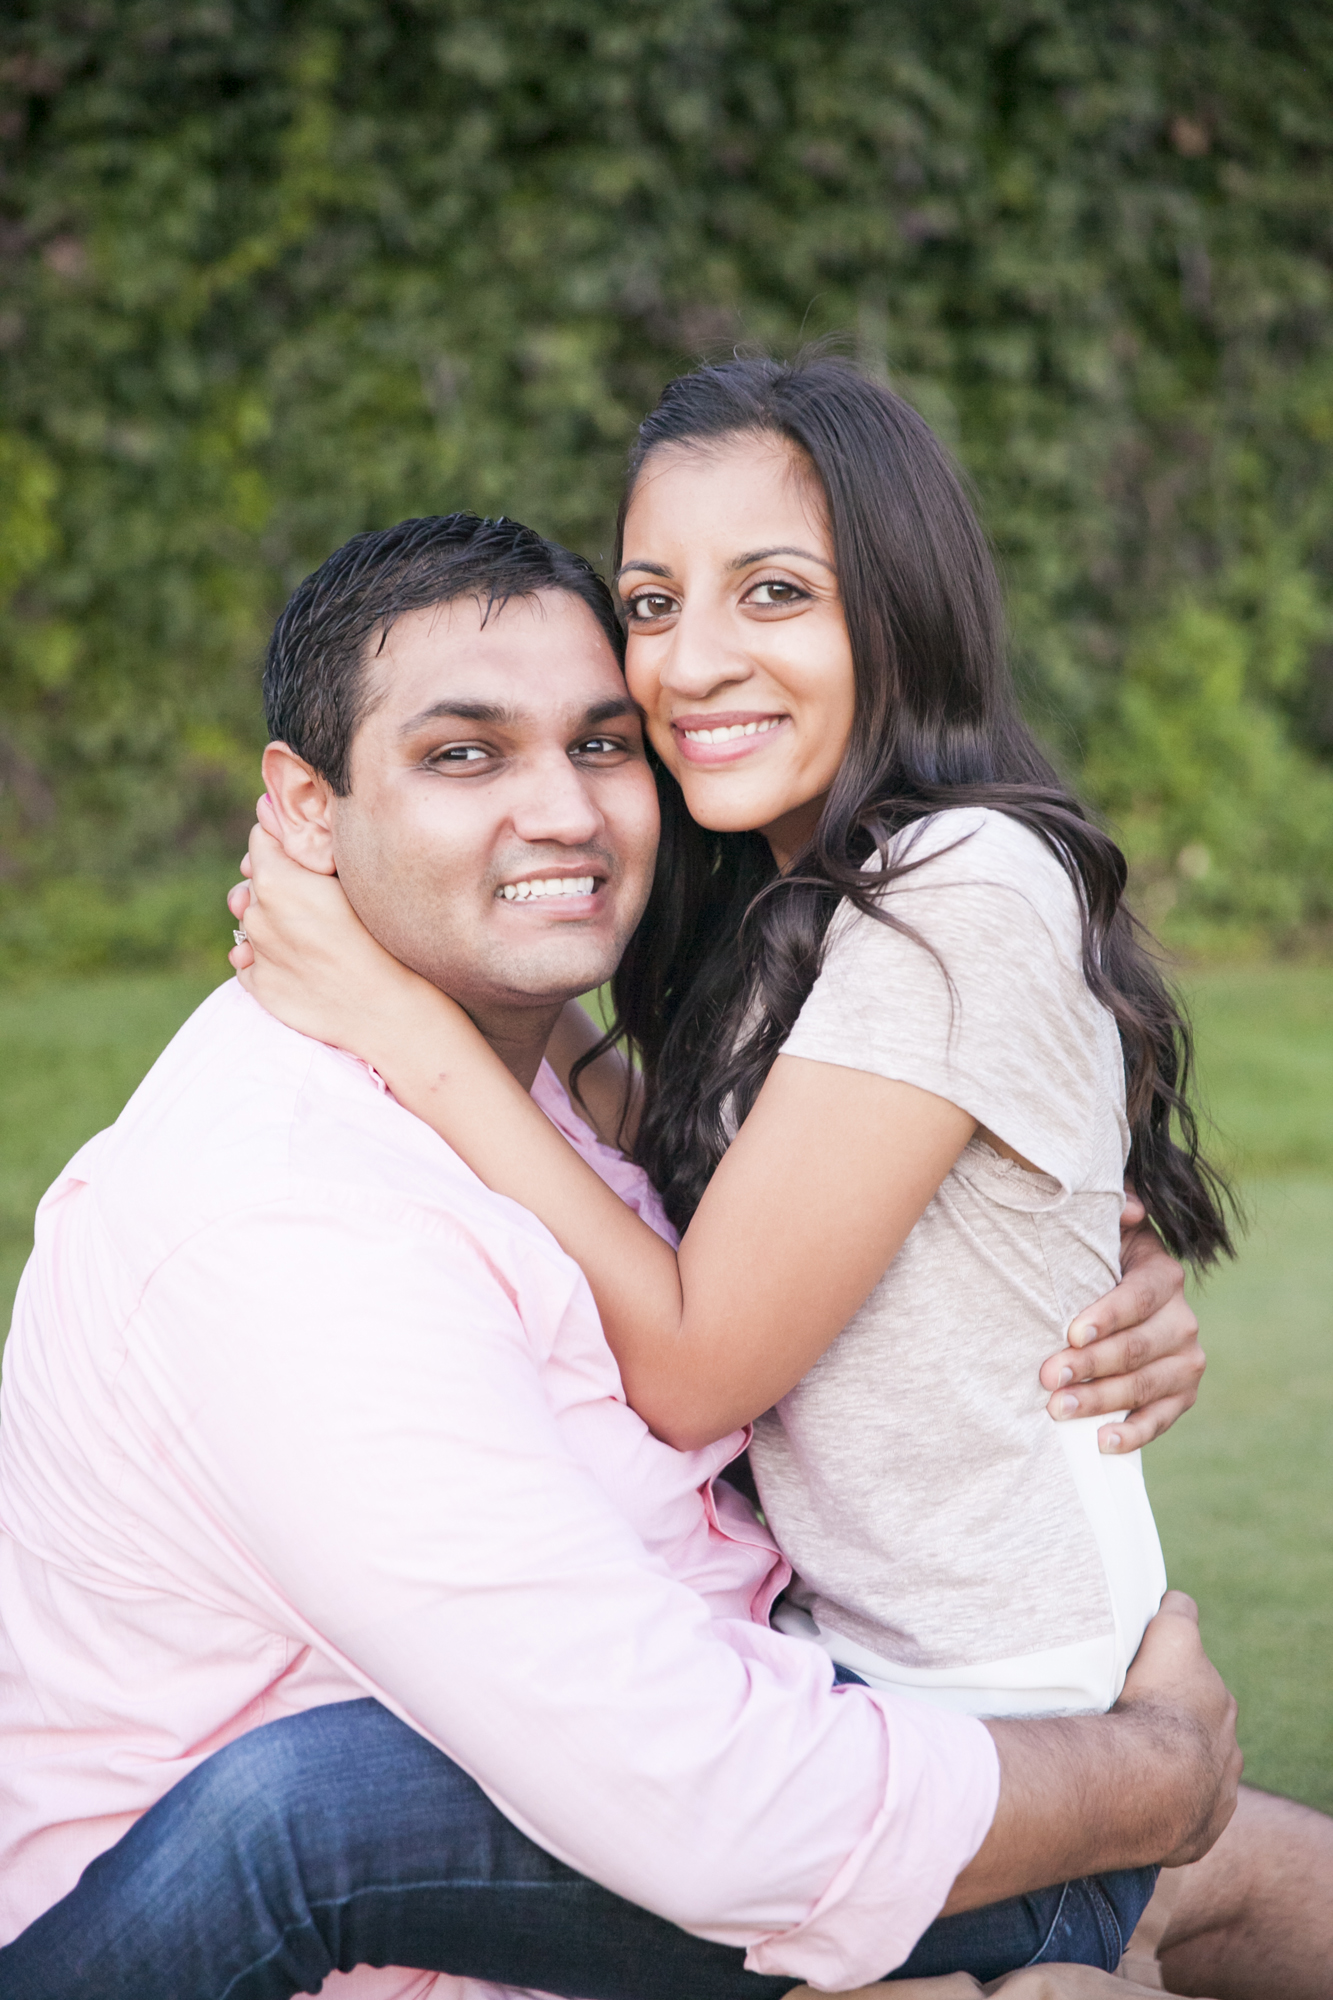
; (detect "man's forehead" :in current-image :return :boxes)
[369,590,628,729]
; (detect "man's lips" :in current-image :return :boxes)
[670,711,790,766]
[493,866,607,911]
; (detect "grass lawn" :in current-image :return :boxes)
[0,960,1329,1807]
[1144,966,1333,1812]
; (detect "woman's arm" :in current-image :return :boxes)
[232,827,974,1450]
[231,827,1207,1456]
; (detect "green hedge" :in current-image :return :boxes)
[2,0,1332,969]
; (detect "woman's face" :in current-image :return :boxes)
[617,433,856,868]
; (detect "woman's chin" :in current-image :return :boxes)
[681,797,772,836]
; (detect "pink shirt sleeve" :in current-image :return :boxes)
[123,1189,998,1986]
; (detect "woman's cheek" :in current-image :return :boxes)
[641,712,680,776]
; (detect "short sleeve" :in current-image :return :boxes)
[781,810,1129,1194]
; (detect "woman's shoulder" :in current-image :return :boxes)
[879,806,1074,897]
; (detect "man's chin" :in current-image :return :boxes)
[441,937,623,1014]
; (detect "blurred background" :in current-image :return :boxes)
[0,1,1328,1804]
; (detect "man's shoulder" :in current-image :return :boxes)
[79,981,506,1267]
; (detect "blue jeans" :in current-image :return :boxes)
[0,1698,1158,1998]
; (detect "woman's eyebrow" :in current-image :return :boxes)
[615,546,836,583]
[729,545,836,572]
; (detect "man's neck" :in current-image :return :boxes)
[464,999,565,1094]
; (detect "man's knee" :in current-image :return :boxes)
[1158,1782,1333,1950]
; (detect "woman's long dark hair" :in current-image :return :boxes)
[579,352,1233,1266]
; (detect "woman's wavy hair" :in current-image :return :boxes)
[579,352,1233,1265]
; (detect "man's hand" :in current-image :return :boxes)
[1040,1196,1204,1455]
[1112,1592,1241,1868]
[943,1595,1239,1917]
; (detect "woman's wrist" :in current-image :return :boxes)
[350,968,487,1097]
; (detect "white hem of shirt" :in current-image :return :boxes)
[774,1415,1167,1719]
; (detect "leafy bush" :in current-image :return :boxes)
[1,0,1332,969]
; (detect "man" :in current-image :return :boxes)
[0,515,1324,2000]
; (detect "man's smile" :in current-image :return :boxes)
[497,872,601,903]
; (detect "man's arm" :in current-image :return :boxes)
[142,1194,996,1987]
[1041,1199,1206,1454]
[942,1593,1240,1916]
[141,1199,1236,1988]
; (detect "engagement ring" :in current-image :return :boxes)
[233,926,248,945]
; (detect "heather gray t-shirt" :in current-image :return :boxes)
[753,808,1166,1717]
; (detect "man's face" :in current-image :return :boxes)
[329,591,659,1016]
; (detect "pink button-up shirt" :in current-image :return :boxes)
[0,981,998,1991]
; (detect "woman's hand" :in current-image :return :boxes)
[226,809,444,1062]
[1040,1194,1205,1455]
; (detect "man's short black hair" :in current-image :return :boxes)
[263,513,625,794]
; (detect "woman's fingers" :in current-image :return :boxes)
[226,879,255,970]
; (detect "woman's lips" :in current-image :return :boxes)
[670,713,790,766]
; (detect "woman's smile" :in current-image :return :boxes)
[671,710,791,763]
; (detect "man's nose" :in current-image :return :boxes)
[509,749,604,847]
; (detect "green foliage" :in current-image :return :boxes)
[2,0,1333,962]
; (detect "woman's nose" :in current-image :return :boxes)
[656,603,750,699]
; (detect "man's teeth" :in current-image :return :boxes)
[499,876,597,902]
[681,718,782,743]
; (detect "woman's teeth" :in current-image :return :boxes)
[499,876,597,902]
[680,718,782,743]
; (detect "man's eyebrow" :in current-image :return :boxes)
[397,696,637,737]
[583,697,637,726]
[397,699,517,736]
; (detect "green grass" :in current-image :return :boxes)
[1145,965,1333,1811]
[0,962,1329,1806]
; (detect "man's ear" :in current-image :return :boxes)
[260,742,340,875]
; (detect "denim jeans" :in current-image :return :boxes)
[0,1697,1158,1999]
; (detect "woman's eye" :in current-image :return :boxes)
[626,591,677,622]
[747,580,806,607]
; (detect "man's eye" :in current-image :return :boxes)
[747,580,806,607]
[574,736,623,757]
[626,591,677,622]
[432,745,491,765]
